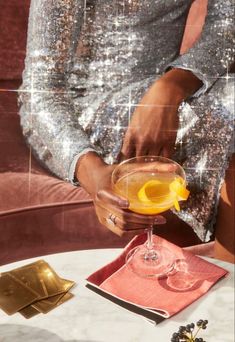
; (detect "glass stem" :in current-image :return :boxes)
[146,225,153,250]
[144,225,158,261]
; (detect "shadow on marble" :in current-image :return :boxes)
[0,325,99,342]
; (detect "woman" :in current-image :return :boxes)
[19,1,234,261]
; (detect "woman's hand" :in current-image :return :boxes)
[75,152,166,236]
[119,69,202,161]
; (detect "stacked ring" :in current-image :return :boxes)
[106,213,117,227]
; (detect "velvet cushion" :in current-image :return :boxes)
[0,81,136,265]
[0,0,30,80]
[0,83,91,210]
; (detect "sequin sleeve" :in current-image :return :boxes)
[168,0,235,97]
[19,0,96,182]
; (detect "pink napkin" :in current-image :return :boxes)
[87,234,228,318]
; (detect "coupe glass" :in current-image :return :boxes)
[112,156,187,278]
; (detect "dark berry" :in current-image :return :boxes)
[178,332,185,338]
[171,332,180,342]
[197,319,203,326]
[173,319,208,342]
[186,324,192,332]
[171,337,179,342]
[178,326,186,333]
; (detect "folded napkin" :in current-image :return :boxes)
[87,234,228,318]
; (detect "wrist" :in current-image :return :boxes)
[75,151,106,191]
[158,68,203,103]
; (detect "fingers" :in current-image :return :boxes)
[96,189,129,208]
[148,146,162,157]
[119,133,135,161]
[131,161,177,173]
[119,137,176,163]
[161,144,175,159]
[97,214,127,237]
[95,200,166,232]
[95,202,146,236]
[105,202,166,226]
[135,139,149,157]
[122,210,166,226]
[115,159,177,178]
[98,214,147,237]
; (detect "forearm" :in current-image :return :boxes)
[19,90,94,181]
[19,0,94,181]
[75,151,106,192]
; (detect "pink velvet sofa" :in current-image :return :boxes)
[0,0,207,266]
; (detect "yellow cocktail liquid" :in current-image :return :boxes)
[114,171,189,215]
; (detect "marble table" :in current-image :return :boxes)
[0,249,234,342]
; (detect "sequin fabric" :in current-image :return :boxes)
[19,0,234,241]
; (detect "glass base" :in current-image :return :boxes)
[166,271,196,291]
[166,260,197,291]
[125,244,175,278]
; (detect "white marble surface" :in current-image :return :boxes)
[0,249,234,342]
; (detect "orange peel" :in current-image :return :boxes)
[137,180,162,203]
[137,177,190,212]
[169,178,190,200]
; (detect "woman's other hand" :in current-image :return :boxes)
[75,152,166,236]
[119,69,202,160]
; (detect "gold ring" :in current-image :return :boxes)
[106,213,117,226]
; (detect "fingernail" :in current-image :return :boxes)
[118,199,129,208]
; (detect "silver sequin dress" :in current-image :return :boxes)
[19,0,235,241]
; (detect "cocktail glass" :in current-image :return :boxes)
[112,156,189,278]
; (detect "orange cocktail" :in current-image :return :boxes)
[114,170,189,215]
[112,156,190,278]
